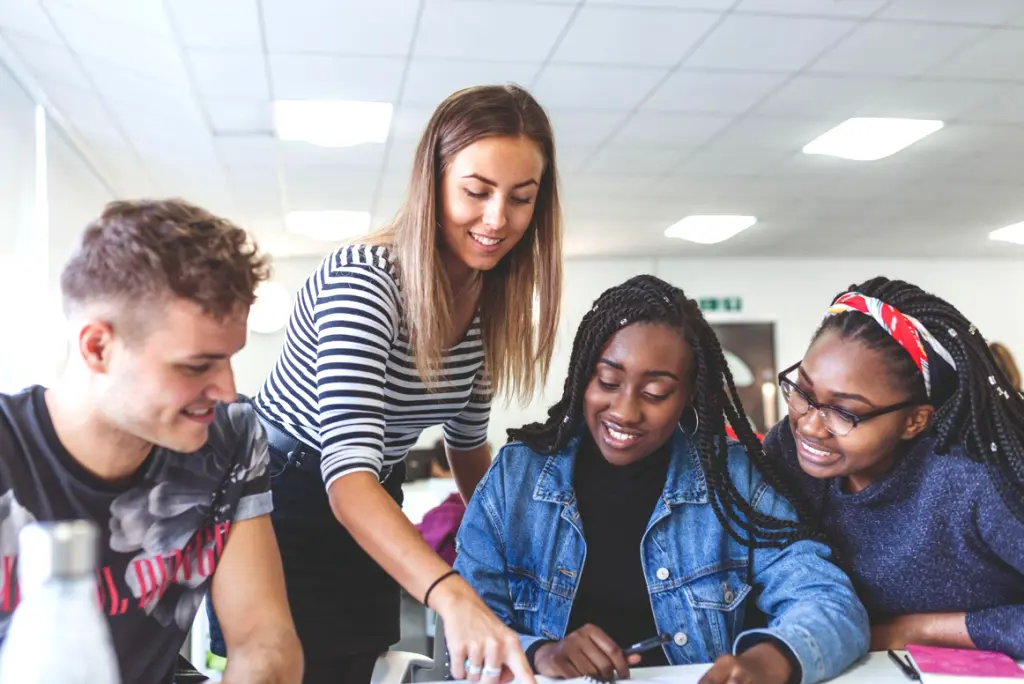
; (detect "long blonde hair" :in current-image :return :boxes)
[364,84,562,402]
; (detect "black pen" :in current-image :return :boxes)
[888,650,921,681]
[623,633,672,656]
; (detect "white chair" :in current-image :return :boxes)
[371,650,434,684]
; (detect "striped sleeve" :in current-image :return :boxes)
[313,257,400,491]
[443,367,492,451]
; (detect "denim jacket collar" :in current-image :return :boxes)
[531,425,709,507]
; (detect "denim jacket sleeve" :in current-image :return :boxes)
[453,448,549,655]
[730,449,870,684]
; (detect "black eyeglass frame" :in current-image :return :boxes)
[777,361,924,436]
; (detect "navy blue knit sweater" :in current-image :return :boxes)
[764,420,1024,658]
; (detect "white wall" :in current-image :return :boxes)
[0,61,113,392]
[0,63,43,393]
[234,254,1024,450]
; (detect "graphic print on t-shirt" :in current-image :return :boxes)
[0,389,273,682]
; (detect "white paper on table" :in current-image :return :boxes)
[531,677,686,683]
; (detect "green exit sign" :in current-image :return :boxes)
[698,296,743,313]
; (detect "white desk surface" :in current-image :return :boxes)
[423,651,920,684]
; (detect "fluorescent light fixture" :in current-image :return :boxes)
[802,117,943,161]
[664,215,757,244]
[989,221,1024,245]
[249,281,293,334]
[285,210,371,241]
[274,100,392,148]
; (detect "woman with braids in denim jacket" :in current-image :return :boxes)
[455,275,869,684]
[764,277,1024,658]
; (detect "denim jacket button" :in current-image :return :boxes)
[656,567,670,580]
[673,632,688,647]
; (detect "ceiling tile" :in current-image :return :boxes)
[44,0,173,38]
[110,92,208,144]
[382,140,417,179]
[643,69,788,113]
[3,32,85,85]
[277,139,387,170]
[188,50,269,99]
[674,143,790,176]
[81,56,191,106]
[268,54,406,101]
[206,98,272,133]
[736,0,889,16]
[811,22,985,77]
[712,115,834,152]
[128,128,218,167]
[755,74,1000,120]
[927,29,1024,80]
[215,136,276,166]
[583,144,685,175]
[262,0,418,56]
[166,0,261,49]
[556,145,598,174]
[227,163,281,195]
[552,6,721,67]
[389,105,434,143]
[532,64,668,110]
[0,0,63,42]
[374,170,410,207]
[684,14,857,71]
[415,1,575,61]
[546,109,628,146]
[880,0,1024,25]
[48,2,188,85]
[609,111,731,148]
[962,85,1024,124]
[401,59,542,106]
[40,81,125,144]
[589,0,735,8]
[280,166,379,211]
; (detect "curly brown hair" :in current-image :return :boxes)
[60,199,270,325]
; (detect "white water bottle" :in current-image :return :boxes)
[0,520,120,683]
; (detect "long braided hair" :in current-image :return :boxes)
[509,275,819,548]
[816,276,1024,524]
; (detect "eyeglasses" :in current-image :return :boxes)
[777,362,922,437]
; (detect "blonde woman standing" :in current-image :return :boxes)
[211,85,562,684]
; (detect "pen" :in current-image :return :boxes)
[887,650,921,681]
[623,633,672,656]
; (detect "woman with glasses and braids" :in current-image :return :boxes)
[454,275,868,684]
[766,276,1024,658]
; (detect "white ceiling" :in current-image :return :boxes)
[2,0,1024,258]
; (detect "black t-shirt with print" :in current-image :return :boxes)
[0,386,272,684]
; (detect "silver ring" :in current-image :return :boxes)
[464,659,482,675]
[482,666,502,677]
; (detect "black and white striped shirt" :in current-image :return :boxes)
[255,245,491,491]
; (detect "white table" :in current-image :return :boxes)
[422,651,919,683]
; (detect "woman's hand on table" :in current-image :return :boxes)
[698,642,793,684]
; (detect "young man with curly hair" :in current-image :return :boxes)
[0,200,302,684]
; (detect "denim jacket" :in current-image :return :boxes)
[454,428,869,684]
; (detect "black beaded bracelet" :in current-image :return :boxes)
[423,569,459,608]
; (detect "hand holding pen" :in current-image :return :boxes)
[533,626,667,681]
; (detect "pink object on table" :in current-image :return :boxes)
[907,644,1024,679]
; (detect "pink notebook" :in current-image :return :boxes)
[906,644,1024,682]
